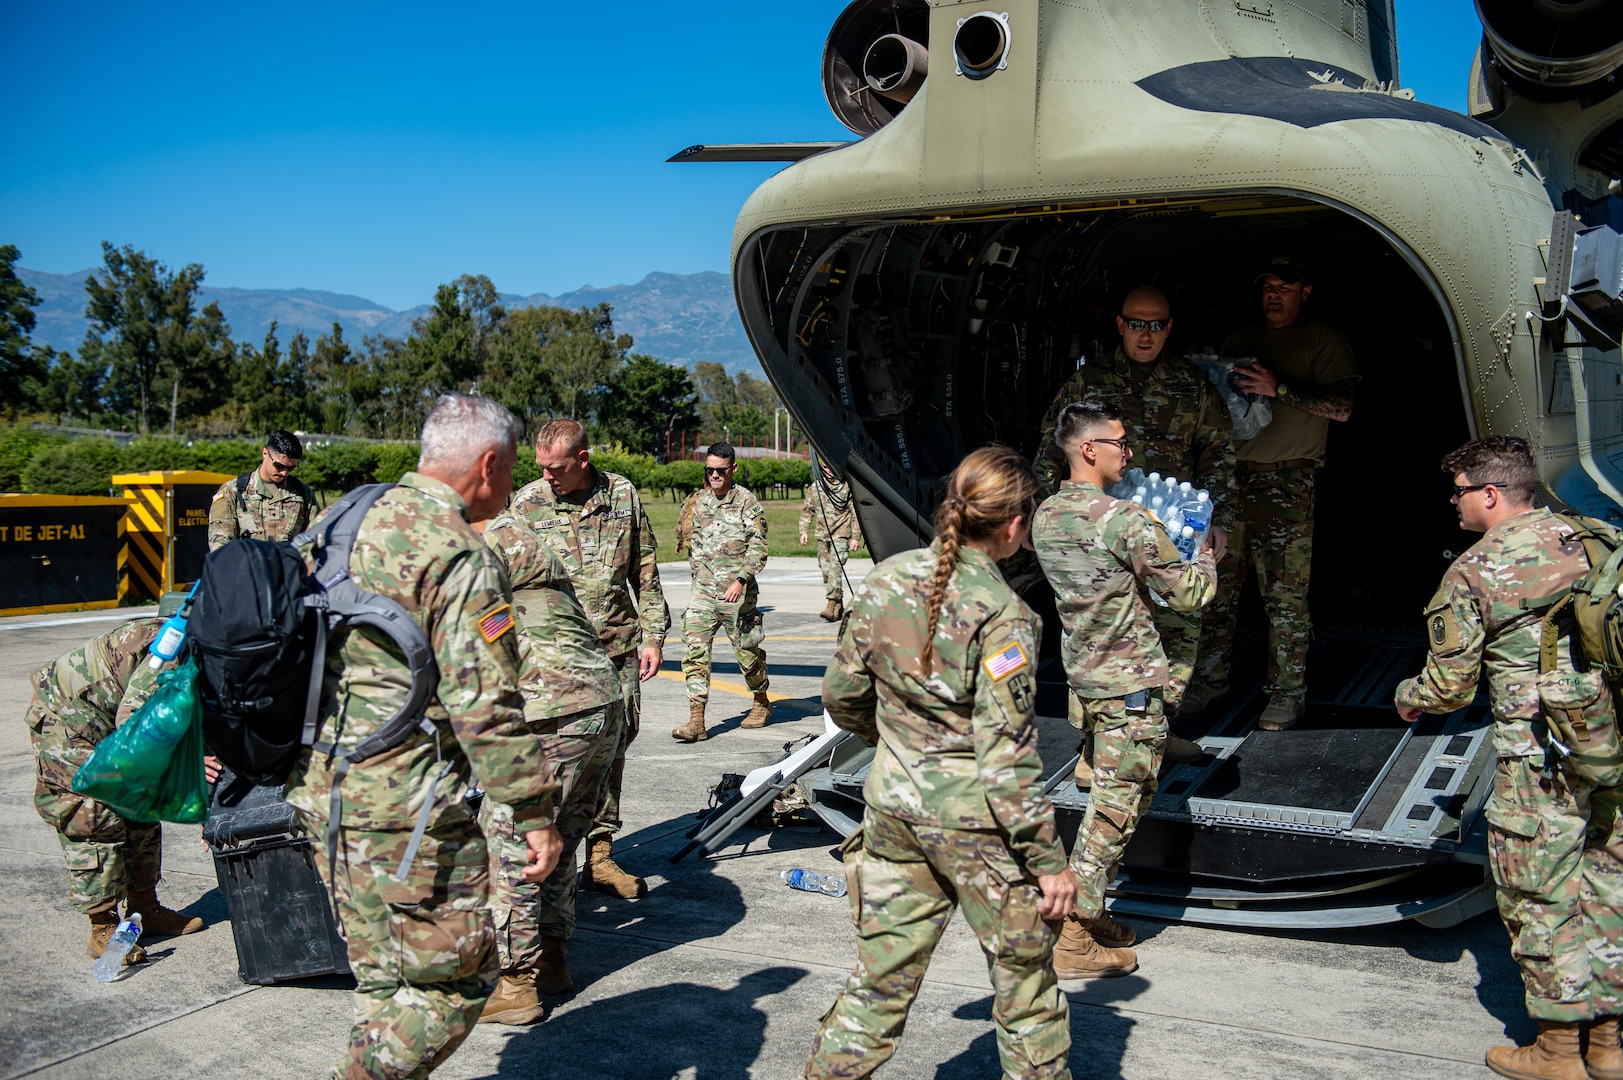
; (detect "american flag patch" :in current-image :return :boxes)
[983,642,1029,681]
[478,603,514,643]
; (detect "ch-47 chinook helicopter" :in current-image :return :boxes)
[672,0,1623,928]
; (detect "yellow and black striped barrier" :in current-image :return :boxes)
[0,494,135,616]
[114,471,234,601]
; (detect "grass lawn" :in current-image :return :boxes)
[640,492,870,561]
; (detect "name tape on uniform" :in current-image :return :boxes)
[983,642,1029,681]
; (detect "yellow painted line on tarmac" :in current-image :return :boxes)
[655,670,795,703]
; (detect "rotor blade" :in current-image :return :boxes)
[668,142,851,163]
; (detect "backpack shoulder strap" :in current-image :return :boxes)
[235,471,253,506]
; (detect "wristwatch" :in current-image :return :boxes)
[736,575,748,585]
[1276,382,1291,399]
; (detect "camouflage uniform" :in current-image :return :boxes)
[1035,347,1235,711]
[1197,321,1359,698]
[507,469,668,845]
[1033,481,1217,919]
[806,542,1071,1080]
[27,619,165,914]
[799,473,858,604]
[207,470,316,550]
[479,512,623,969]
[1396,508,1623,1023]
[682,485,770,705]
[284,472,559,1080]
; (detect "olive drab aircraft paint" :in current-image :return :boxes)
[675,0,1623,927]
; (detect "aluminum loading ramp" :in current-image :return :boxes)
[798,630,1498,929]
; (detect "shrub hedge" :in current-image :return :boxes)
[1,426,816,502]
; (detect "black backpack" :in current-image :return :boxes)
[189,484,440,876]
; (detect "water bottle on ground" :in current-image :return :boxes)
[781,868,848,897]
[92,913,142,982]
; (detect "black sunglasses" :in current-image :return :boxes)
[705,466,730,476]
[1121,318,1169,332]
[1452,482,1504,498]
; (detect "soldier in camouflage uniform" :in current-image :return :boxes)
[799,460,860,622]
[1395,437,1623,1080]
[1194,257,1359,730]
[805,446,1075,1080]
[672,441,773,742]
[1034,285,1234,767]
[27,618,205,967]
[284,395,562,1080]
[476,511,625,1024]
[207,429,316,550]
[1033,401,1217,978]
[514,418,670,900]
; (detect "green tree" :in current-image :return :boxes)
[488,302,631,427]
[306,322,361,433]
[32,346,105,424]
[81,242,227,433]
[0,245,47,414]
[596,354,701,456]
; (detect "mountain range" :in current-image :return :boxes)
[17,267,761,374]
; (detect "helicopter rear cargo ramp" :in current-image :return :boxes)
[799,629,1498,929]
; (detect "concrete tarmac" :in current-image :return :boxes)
[0,558,1522,1078]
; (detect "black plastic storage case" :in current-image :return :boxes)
[204,768,351,984]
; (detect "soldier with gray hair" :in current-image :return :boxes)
[284,392,561,1079]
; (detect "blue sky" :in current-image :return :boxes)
[5,1,1484,311]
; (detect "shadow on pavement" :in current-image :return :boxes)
[492,965,807,1078]
[938,974,1149,1080]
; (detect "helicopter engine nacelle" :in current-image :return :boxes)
[823,0,931,136]
[1475,0,1623,99]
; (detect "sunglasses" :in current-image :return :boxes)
[1121,318,1168,332]
[1088,437,1132,452]
[705,466,731,476]
[266,455,299,473]
[1452,482,1504,498]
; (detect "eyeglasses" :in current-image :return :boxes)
[1452,482,1504,498]
[1121,318,1169,332]
[266,455,299,473]
[705,466,730,476]
[1088,437,1132,453]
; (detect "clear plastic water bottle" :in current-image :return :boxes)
[1176,524,1199,560]
[1183,491,1213,553]
[148,583,199,669]
[92,912,142,982]
[781,868,847,897]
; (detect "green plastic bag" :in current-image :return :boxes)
[71,656,209,825]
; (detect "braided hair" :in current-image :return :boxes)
[921,446,1040,670]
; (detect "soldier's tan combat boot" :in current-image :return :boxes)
[478,973,544,1026]
[1088,912,1136,948]
[672,701,707,742]
[1073,738,1093,788]
[127,888,204,937]
[1053,914,1137,979]
[535,935,574,995]
[1585,1017,1623,1080]
[581,838,647,899]
[1485,1020,1586,1080]
[86,907,146,965]
[819,598,843,622]
[1258,692,1305,732]
[740,691,773,729]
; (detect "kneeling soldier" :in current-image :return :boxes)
[28,618,204,966]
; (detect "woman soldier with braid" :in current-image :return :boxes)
[802,446,1077,1080]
